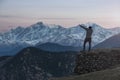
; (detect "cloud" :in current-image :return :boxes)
[38,17,76,20]
[0,15,29,18]
[0,15,15,18]
[0,15,76,20]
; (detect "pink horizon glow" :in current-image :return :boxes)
[0,0,120,32]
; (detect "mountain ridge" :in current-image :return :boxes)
[94,33,120,48]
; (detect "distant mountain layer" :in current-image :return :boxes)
[36,42,80,52]
[0,22,120,56]
[0,47,77,80]
[94,33,120,48]
[0,42,30,56]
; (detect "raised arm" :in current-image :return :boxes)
[79,25,87,30]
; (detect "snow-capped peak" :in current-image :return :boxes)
[0,22,120,49]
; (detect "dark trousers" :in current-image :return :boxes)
[83,38,91,51]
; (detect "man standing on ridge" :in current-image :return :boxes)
[79,24,93,51]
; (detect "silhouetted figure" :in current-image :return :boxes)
[79,25,93,51]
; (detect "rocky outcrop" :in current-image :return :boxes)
[74,49,120,74]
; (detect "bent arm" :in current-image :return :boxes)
[79,25,87,30]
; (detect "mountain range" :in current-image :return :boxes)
[0,22,120,56]
[94,33,120,48]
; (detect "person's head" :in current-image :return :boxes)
[89,26,92,29]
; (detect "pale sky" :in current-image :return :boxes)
[0,0,120,32]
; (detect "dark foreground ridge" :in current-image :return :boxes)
[0,47,77,80]
[1,47,120,80]
[52,48,120,80]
